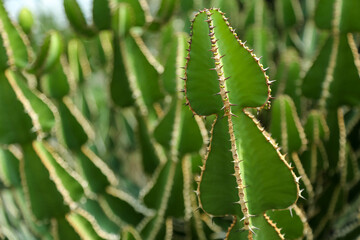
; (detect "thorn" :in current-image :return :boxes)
[194,207,201,212]
[185,56,190,60]
[220,54,225,59]
[221,105,226,110]
[243,41,247,44]
[224,76,231,80]
[180,66,185,69]
[231,113,239,118]
[209,68,216,70]
[225,91,230,94]
[180,89,185,92]
[229,103,238,106]
[213,92,221,96]
[249,227,257,235]
[239,216,246,222]
[208,32,215,37]
[299,189,306,200]
[295,176,302,183]
[263,67,269,71]
[204,19,211,22]
[180,77,186,81]
[184,102,189,106]
[268,80,276,84]
[209,25,215,30]
[289,207,293,217]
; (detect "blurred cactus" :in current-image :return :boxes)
[0,0,360,239]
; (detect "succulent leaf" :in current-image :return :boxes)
[17,8,34,35]
[63,0,96,37]
[28,31,63,75]
[57,98,91,150]
[66,211,106,240]
[6,70,55,134]
[123,31,164,118]
[110,35,134,107]
[0,0,30,69]
[0,148,21,187]
[21,142,69,220]
[275,0,303,28]
[270,95,307,154]
[33,141,85,202]
[40,57,71,99]
[0,71,35,144]
[92,0,111,30]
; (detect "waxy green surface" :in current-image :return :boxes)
[185,8,298,238]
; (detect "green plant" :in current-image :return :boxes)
[0,0,360,239]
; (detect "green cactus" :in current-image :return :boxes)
[184,8,299,238]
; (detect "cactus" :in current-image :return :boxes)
[1,0,360,239]
[184,8,299,238]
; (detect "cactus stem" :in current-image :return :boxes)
[203,10,253,235]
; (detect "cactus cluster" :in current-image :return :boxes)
[0,0,359,239]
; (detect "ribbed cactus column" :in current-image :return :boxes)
[184,8,299,239]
